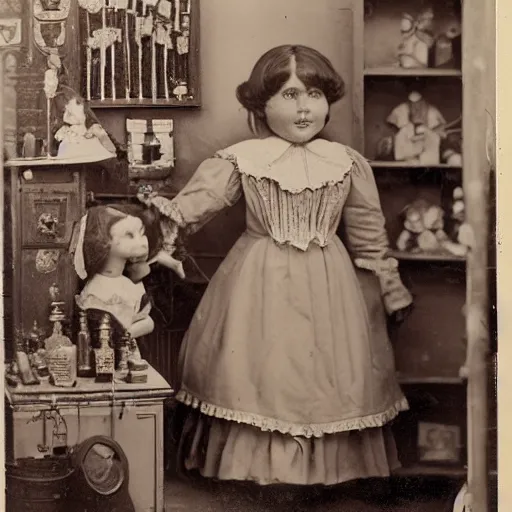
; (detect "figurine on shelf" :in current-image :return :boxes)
[387,91,446,165]
[173,81,188,101]
[49,283,66,323]
[397,8,435,68]
[52,86,117,161]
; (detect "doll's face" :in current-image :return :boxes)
[63,98,86,126]
[264,60,329,144]
[109,215,149,262]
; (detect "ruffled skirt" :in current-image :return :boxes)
[177,409,400,486]
[174,233,406,485]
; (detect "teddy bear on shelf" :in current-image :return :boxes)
[396,199,447,254]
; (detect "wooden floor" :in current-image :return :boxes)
[163,473,463,512]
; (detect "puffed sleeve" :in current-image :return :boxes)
[144,155,242,255]
[343,148,413,315]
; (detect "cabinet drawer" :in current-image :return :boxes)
[21,190,80,247]
[19,167,81,185]
[21,249,77,335]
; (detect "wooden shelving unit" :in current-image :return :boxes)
[362,6,495,507]
[363,0,469,481]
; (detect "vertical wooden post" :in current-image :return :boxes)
[463,1,495,511]
[0,51,7,509]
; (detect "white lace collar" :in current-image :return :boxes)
[218,136,354,192]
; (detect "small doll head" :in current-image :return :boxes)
[74,204,159,281]
[52,87,90,129]
[236,45,345,143]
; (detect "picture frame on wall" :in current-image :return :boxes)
[78,0,200,107]
[417,421,461,464]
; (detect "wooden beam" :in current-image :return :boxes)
[462,1,495,511]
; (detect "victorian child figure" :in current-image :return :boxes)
[140,45,413,486]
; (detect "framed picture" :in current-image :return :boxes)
[418,421,461,464]
[79,0,200,107]
[126,118,174,167]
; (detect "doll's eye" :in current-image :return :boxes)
[282,89,298,100]
[308,89,323,99]
[125,231,134,239]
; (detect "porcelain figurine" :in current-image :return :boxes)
[397,9,435,68]
[387,91,446,165]
[52,87,116,160]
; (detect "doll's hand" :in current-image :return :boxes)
[136,191,158,208]
[148,249,185,279]
[390,303,414,325]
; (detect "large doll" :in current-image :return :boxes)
[139,45,413,487]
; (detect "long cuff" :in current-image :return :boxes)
[354,257,413,315]
[147,196,187,257]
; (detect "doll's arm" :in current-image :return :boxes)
[138,157,241,263]
[127,315,155,338]
[342,148,413,317]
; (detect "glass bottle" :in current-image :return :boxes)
[94,314,114,382]
[77,310,94,378]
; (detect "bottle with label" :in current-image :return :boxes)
[45,321,77,387]
[94,314,115,383]
[77,310,94,378]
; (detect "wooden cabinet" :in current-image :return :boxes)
[5,365,173,512]
[3,160,88,360]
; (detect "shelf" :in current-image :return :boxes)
[397,375,465,385]
[370,161,462,170]
[364,68,462,78]
[89,98,201,108]
[391,251,466,263]
[393,465,467,478]
[5,155,113,167]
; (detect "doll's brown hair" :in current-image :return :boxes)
[236,45,345,134]
[83,206,129,279]
[83,204,162,279]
